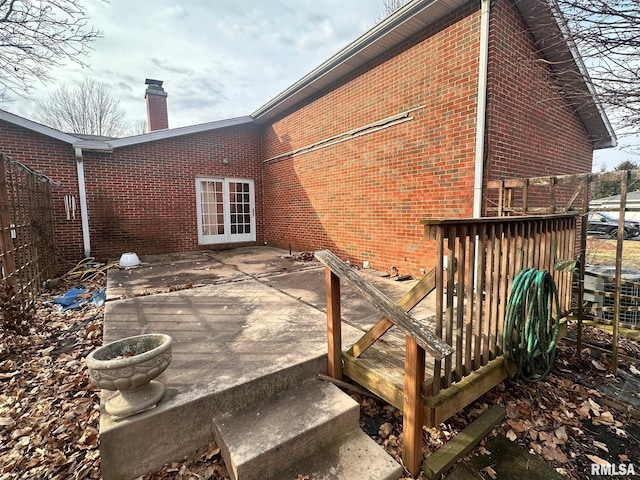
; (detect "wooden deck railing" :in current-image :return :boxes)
[316,216,575,475]
[315,250,453,474]
[422,214,576,395]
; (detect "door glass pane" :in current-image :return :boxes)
[228,181,252,237]
[200,180,224,236]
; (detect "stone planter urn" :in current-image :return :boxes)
[86,333,172,419]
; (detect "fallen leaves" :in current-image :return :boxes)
[592,411,616,426]
[135,442,228,480]
[586,454,609,465]
[2,276,639,480]
[593,441,609,452]
[1,278,230,480]
[555,426,568,444]
[0,279,105,479]
[482,465,498,479]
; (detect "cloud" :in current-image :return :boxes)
[5,0,381,127]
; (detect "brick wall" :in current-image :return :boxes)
[0,120,84,271]
[146,93,169,131]
[1,0,598,277]
[261,0,595,276]
[483,0,594,211]
[83,124,262,262]
[1,120,262,270]
[262,3,483,276]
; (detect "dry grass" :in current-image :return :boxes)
[586,237,640,270]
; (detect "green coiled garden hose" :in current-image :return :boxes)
[503,268,561,383]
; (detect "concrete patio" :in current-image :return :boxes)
[99,246,436,479]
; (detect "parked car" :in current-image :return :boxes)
[587,211,640,239]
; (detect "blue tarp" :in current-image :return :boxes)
[51,287,106,311]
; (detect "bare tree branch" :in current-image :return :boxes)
[35,77,128,137]
[548,0,640,132]
[374,0,411,24]
[0,0,101,102]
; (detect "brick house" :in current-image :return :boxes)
[0,0,615,276]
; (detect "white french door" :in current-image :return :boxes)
[196,178,256,244]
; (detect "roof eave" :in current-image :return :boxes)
[72,141,114,152]
[109,116,256,149]
[0,109,80,145]
[515,0,617,149]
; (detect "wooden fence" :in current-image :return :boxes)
[0,153,57,316]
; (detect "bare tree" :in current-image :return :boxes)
[0,0,100,102]
[374,0,411,23]
[560,0,640,130]
[534,0,640,133]
[376,0,639,136]
[129,119,148,136]
[35,78,128,137]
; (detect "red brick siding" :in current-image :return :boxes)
[262,3,482,276]
[1,120,262,270]
[83,124,262,261]
[0,120,84,271]
[483,0,593,211]
[146,93,169,131]
[2,0,598,276]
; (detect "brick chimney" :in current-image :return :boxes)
[145,79,168,131]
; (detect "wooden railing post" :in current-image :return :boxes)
[403,335,425,476]
[326,268,342,380]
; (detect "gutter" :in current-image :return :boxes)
[74,147,91,258]
[473,0,491,218]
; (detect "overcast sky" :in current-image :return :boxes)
[6,0,380,129]
[2,0,631,170]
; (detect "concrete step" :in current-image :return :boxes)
[99,355,328,480]
[214,379,399,480]
[272,428,403,480]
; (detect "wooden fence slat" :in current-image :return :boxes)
[433,226,445,395]
[545,219,551,272]
[549,177,557,214]
[455,225,466,381]
[464,226,475,376]
[498,181,505,216]
[612,171,628,373]
[489,224,500,358]
[0,154,16,281]
[474,225,485,370]
[497,223,508,353]
[0,154,56,315]
[445,227,456,386]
